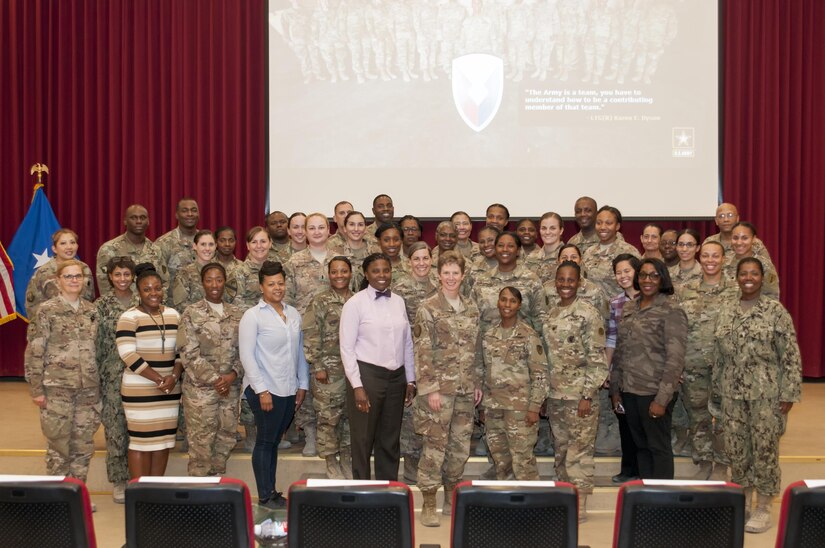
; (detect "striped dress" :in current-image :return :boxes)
[116,306,182,451]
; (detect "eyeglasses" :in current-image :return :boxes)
[401,227,420,233]
[677,242,697,248]
[716,213,736,220]
[638,272,661,281]
[61,274,84,281]
[661,240,677,246]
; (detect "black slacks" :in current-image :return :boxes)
[622,392,677,479]
[346,361,407,480]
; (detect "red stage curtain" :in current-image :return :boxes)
[0,0,265,375]
[1,1,823,376]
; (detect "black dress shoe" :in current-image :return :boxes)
[611,473,640,484]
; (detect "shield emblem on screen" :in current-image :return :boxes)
[452,54,503,132]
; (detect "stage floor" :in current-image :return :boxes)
[2,379,824,547]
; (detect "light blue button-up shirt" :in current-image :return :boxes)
[239,299,309,397]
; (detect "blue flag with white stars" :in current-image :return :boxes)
[7,185,61,321]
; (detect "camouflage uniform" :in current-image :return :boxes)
[341,0,376,83]
[393,270,439,466]
[676,277,738,465]
[413,292,482,492]
[388,1,416,80]
[582,0,621,84]
[581,238,641,300]
[714,296,801,496]
[267,241,296,265]
[95,293,137,485]
[365,1,395,80]
[481,0,506,55]
[531,0,561,79]
[668,261,703,290]
[612,0,645,84]
[544,276,609,320]
[96,234,165,296]
[155,228,196,305]
[328,240,377,293]
[465,255,497,291]
[281,4,322,82]
[24,297,101,482]
[723,253,780,300]
[470,263,548,336]
[226,258,264,311]
[172,261,206,312]
[524,244,563,286]
[414,1,440,78]
[178,299,244,476]
[25,258,95,319]
[303,288,352,458]
[315,2,349,82]
[633,1,678,84]
[437,1,466,74]
[703,233,772,263]
[483,320,548,480]
[455,240,481,262]
[505,1,535,81]
[556,0,586,80]
[285,248,337,436]
[542,298,607,493]
[566,231,599,256]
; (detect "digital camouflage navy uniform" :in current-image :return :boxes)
[483,319,548,480]
[714,296,801,496]
[95,293,137,485]
[25,297,101,482]
[178,299,244,476]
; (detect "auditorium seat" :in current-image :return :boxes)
[450,480,579,548]
[287,478,414,548]
[613,480,745,548]
[0,474,96,548]
[775,479,825,548]
[125,476,253,548]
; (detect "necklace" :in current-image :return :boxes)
[142,305,167,353]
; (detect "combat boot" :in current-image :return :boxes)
[745,493,772,533]
[340,446,353,479]
[709,463,728,481]
[442,483,456,516]
[744,487,754,520]
[325,454,344,480]
[420,489,440,527]
[691,461,712,480]
[578,494,588,523]
[302,424,318,457]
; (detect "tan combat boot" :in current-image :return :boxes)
[420,489,440,527]
[578,494,588,523]
[691,461,713,480]
[443,483,456,516]
[745,493,772,534]
[339,446,353,479]
[324,454,344,479]
[708,463,728,481]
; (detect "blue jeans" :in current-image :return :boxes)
[244,386,295,501]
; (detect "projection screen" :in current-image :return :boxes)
[267,0,720,219]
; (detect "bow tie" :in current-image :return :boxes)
[375,289,391,299]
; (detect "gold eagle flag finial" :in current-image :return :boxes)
[30,163,49,191]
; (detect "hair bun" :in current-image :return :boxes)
[134,263,157,277]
